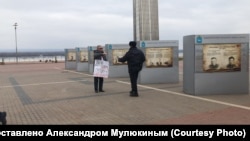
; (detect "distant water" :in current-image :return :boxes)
[1,55,65,63]
[179,52,183,58]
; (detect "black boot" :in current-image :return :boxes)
[0,112,7,125]
[130,91,139,97]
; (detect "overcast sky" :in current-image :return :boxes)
[1,0,250,52]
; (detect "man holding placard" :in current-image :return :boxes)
[93,45,107,93]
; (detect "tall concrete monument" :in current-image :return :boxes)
[133,0,159,41]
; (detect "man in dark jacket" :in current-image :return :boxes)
[93,45,107,93]
[118,41,145,97]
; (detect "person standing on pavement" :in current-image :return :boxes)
[93,45,107,93]
[0,111,7,125]
[118,41,145,97]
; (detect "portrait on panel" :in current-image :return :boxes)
[203,44,241,72]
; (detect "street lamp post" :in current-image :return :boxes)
[13,22,18,63]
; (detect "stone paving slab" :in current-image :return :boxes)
[0,62,250,125]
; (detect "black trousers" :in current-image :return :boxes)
[129,71,139,93]
[0,112,3,119]
[94,77,104,91]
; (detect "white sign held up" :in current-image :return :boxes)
[93,59,109,78]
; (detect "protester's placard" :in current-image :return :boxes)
[93,60,109,78]
[203,44,241,72]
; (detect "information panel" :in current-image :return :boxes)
[67,51,76,61]
[203,44,241,72]
[112,49,128,65]
[80,50,88,62]
[138,40,179,84]
[146,47,173,68]
[183,34,249,95]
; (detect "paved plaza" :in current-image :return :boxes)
[1,61,250,125]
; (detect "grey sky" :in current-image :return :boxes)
[1,0,250,52]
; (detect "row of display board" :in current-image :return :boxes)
[65,34,250,95]
[65,40,179,84]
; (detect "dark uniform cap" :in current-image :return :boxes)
[129,41,136,47]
